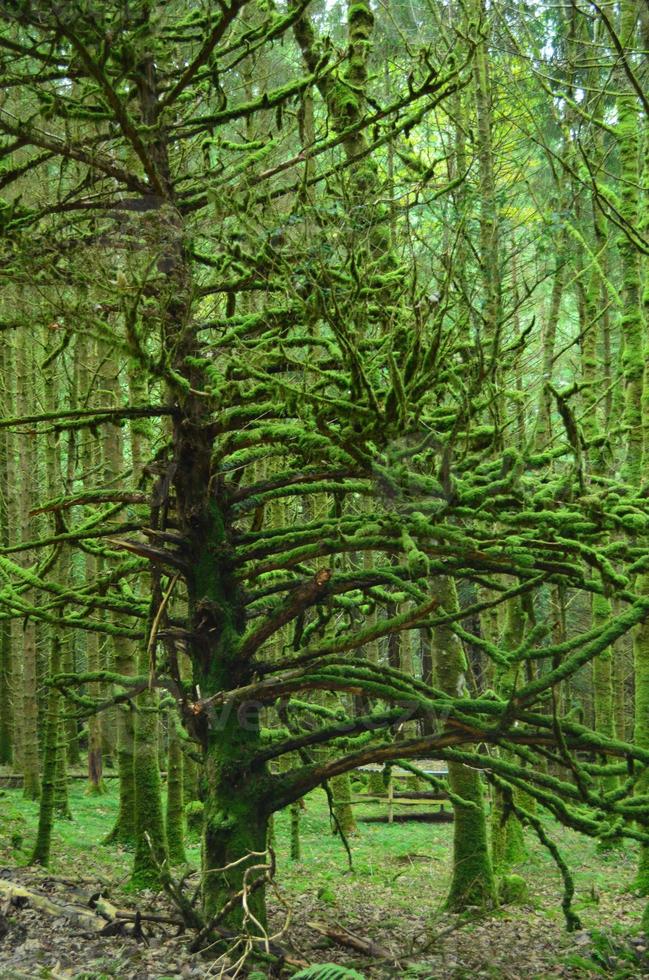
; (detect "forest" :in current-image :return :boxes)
[0,0,648,976]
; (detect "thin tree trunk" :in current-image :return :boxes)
[0,333,14,765]
[166,716,187,864]
[17,340,40,800]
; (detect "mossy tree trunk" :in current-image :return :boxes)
[491,597,527,873]
[104,357,137,845]
[131,640,167,887]
[29,635,63,865]
[0,334,14,766]
[30,329,67,860]
[331,772,357,837]
[166,716,187,865]
[186,491,270,927]
[617,0,642,487]
[633,579,649,893]
[616,0,649,891]
[78,337,106,797]
[17,340,40,800]
[433,577,496,910]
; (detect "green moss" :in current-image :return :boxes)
[446,762,497,911]
[642,901,649,936]
[166,721,187,865]
[492,792,527,872]
[348,2,374,32]
[633,575,649,894]
[434,577,497,911]
[185,799,205,833]
[331,773,357,837]
[131,692,167,889]
[367,771,385,796]
[290,801,301,861]
[29,639,63,865]
[201,756,269,926]
[328,81,359,127]
[499,873,529,905]
[104,709,135,844]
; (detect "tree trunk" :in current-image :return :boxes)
[331,773,357,837]
[433,577,496,910]
[17,341,40,800]
[30,635,63,865]
[104,357,137,845]
[166,718,187,865]
[491,598,527,872]
[0,334,14,766]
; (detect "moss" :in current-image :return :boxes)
[185,799,205,833]
[367,770,385,796]
[348,2,374,33]
[591,592,617,794]
[433,577,497,910]
[201,753,269,927]
[54,723,72,821]
[330,773,357,836]
[317,886,337,906]
[0,619,12,765]
[446,762,497,910]
[166,721,187,864]
[290,801,301,861]
[131,690,167,889]
[642,901,649,936]
[491,792,527,872]
[499,873,529,905]
[327,81,359,128]
[104,708,136,844]
[633,574,649,894]
[30,639,62,865]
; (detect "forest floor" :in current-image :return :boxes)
[0,778,647,979]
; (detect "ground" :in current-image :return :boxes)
[0,779,647,978]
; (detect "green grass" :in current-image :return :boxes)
[0,779,642,913]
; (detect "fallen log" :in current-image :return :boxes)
[349,796,447,805]
[307,920,399,964]
[358,810,453,823]
[0,880,106,932]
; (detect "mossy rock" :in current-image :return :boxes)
[184,799,204,833]
[499,873,529,905]
[317,885,337,906]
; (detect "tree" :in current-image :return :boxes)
[2,0,649,949]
